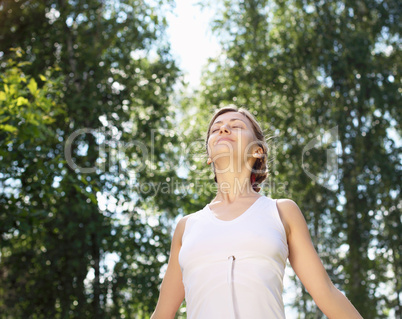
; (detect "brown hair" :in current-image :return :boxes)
[205,105,269,192]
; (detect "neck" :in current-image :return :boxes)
[214,170,258,203]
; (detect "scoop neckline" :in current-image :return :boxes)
[206,195,265,223]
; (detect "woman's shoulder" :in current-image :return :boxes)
[274,198,305,237]
[177,212,196,226]
[174,210,202,244]
[275,198,299,207]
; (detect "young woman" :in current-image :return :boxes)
[151,106,363,319]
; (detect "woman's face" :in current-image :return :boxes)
[207,111,259,170]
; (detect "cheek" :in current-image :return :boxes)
[239,133,255,149]
[207,136,214,152]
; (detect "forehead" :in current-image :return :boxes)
[211,111,251,126]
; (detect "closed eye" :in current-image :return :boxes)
[211,125,242,133]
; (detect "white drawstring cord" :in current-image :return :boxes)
[227,255,237,319]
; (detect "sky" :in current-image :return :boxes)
[165,0,220,88]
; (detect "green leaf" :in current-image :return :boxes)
[17,61,31,67]
[27,78,38,95]
[39,74,47,81]
[80,175,89,185]
[16,96,29,106]
[10,47,23,57]
[0,124,18,133]
[0,91,6,101]
[8,84,16,95]
[87,192,97,204]
[0,116,11,123]
[26,113,40,125]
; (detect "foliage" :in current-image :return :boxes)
[0,48,68,317]
[0,0,181,318]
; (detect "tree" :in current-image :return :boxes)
[0,1,181,317]
[0,48,68,318]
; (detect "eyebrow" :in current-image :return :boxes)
[211,118,247,126]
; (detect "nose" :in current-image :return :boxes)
[219,124,230,134]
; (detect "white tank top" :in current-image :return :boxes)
[178,195,289,319]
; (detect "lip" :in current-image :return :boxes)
[217,137,234,143]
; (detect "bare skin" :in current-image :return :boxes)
[151,111,363,319]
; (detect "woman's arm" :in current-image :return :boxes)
[150,216,189,319]
[277,199,363,319]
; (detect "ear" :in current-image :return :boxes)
[252,146,264,159]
